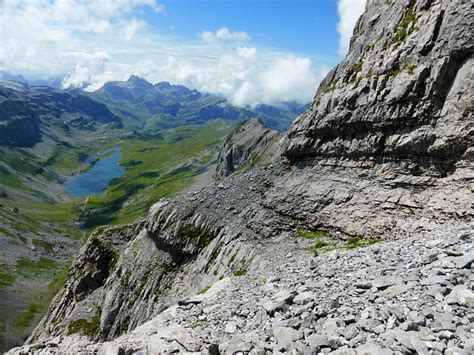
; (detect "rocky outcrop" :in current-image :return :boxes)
[283,0,473,177]
[0,85,41,147]
[10,0,473,353]
[10,224,473,354]
[0,80,122,147]
[215,118,282,179]
[0,114,41,147]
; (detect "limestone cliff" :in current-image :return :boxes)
[10,0,473,353]
[283,0,473,175]
[215,118,282,179]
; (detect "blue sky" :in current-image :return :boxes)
[147,0,341,63]
[0,0,366,106]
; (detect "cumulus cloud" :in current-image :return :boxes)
[61,52,110,89]
[121,19,146,40]
[1,0,329,106]
[337,0,366,56]
[0,0,165,76]
[199,27,251,42]
[70,47,327,107]
[236,47,257,60]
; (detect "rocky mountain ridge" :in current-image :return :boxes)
[9,0,473,353]
[0,81,122,147]
[0,71,63,90]
[91,76,307,131]
[215,118,282,179]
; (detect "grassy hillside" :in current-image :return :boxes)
[0,119,234,351]
[0,149,86,350]
[82,120,234,227]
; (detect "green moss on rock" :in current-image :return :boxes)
[67,312,101,337]
[182,224,214,248]
[392,0,418,48]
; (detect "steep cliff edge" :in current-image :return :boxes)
[215,118,282,179]
[283,0,473,174]
[10,0,473,353]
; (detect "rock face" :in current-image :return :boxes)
[0,81,122,147]
[10,0,473,353]
[215,118,282,179]
[0,85,41,146]
[283,0,473,176]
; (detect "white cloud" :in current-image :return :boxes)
[236,47,257,60]
[68,47,328,107]
[337,0,366,56]
[0,0,330,106]
[61,52,110,89]
[199,27,251,42]
[83,19,111,34]
[121,19,146,40]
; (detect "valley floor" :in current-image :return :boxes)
[0,120,235,351]
[10,223,473,354]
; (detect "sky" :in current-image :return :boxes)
[0,0,366,106]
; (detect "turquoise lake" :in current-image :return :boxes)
[65,147,125,197]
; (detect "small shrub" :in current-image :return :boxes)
[0,271,15,287]
[312,241,338,255]
[12,302,42,328]
[313,240,329,249]
[345,237,383,249]
[345,237,364,249]
[32,238,54,253]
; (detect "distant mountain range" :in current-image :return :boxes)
[89,75,308,131]
[1,71,308,133]
[0,71,63,90]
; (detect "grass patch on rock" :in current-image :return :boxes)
[67,312,101,337]
[12,302,42,328]
[296,229,383,255]
[391,0,418,48]
[234,266,248,277]
[295,229,328,240]
[0,270,15,287]
[198,285,212,295]
[32,238,55,253]
[345,237,383,249]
